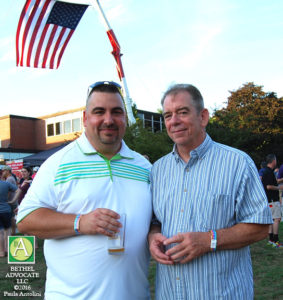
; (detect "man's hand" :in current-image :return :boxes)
[80,208,121,237]
[148,232,173,265]
[164,232,211,264]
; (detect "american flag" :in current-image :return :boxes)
[16,0,88,69]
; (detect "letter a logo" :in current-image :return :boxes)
[8,236,35,264]
[13,238,30,257]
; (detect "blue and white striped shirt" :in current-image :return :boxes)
[151,134,272,300]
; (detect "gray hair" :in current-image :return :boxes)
[161,84,204,114]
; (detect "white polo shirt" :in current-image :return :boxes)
[17,133,152,300]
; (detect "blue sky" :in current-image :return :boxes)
[1,0,283,118]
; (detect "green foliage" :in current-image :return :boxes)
[208,82,283,166]
[124,120,173,163]
[127,82,282,166]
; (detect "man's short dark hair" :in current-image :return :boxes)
[161,83,204,114]
[88,84,121,97]
[266,154,276,164]
[86,83,123,110]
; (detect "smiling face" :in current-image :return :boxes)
[163,91,209,154]
[83,91,127,158]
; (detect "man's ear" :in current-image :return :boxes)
[201,108,209,127]
[83,110,87,128]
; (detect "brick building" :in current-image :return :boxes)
[0,107,163,162]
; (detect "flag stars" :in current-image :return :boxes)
[47,2,88,30]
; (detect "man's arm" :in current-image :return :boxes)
[158,223,269,264]
[17,207,121,239]
[266,184,283,191]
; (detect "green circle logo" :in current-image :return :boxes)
[10,237,33,261]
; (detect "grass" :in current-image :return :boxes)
[251,224,283,300]
[1,224,282,299]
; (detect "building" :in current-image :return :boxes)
[0,107,163,162]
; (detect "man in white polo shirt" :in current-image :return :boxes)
[17,81,152,300]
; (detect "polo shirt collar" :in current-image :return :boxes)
[172,133,212,163]
[76,132,134,160]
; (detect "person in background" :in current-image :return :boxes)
[2,166,18,235]
[32,166,39,179]
[16,81,152,300]
[148,83,272,300]
[261,154,283,247]
[0,177,17,256]
[277,163,283,185]
[277,163,283,221]
[258,161,267,181]
[274,167,279,179]
[15,167,32,206]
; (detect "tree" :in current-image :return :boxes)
[124,120,173,163]
[208,82,283,167]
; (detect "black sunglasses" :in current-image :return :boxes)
[87,81,123,98]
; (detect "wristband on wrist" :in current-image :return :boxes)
[74,214,81,235]
[210,230,217,251]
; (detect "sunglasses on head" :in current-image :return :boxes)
[87,81,123,98]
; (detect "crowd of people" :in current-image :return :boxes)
[0,81,281,299]
[0,165,39,256]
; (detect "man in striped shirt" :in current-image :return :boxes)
[148,84,273,299]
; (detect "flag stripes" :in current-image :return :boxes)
[16,0,88,69]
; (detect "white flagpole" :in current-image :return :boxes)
[91,0,136,125]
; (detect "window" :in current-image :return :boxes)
[47,124,54,136]
[55,122,62,135]
[46,113,83,137]
[72,118,81,132]
[64,120,71,134]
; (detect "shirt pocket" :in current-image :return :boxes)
[200,194,235,230]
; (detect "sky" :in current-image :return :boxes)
[0,0,283,118]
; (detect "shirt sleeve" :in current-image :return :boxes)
[235,157,273,224]
[8,181,17,192]
[19,182,30,194]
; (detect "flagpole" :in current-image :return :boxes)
[92,0,136,125]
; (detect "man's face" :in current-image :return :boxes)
[163,91,209,149]
[272,158,277,169]
[83,91,126,154]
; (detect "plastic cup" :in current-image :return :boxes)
[107,213,126,254]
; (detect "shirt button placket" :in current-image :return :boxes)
[175,273,184,300]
